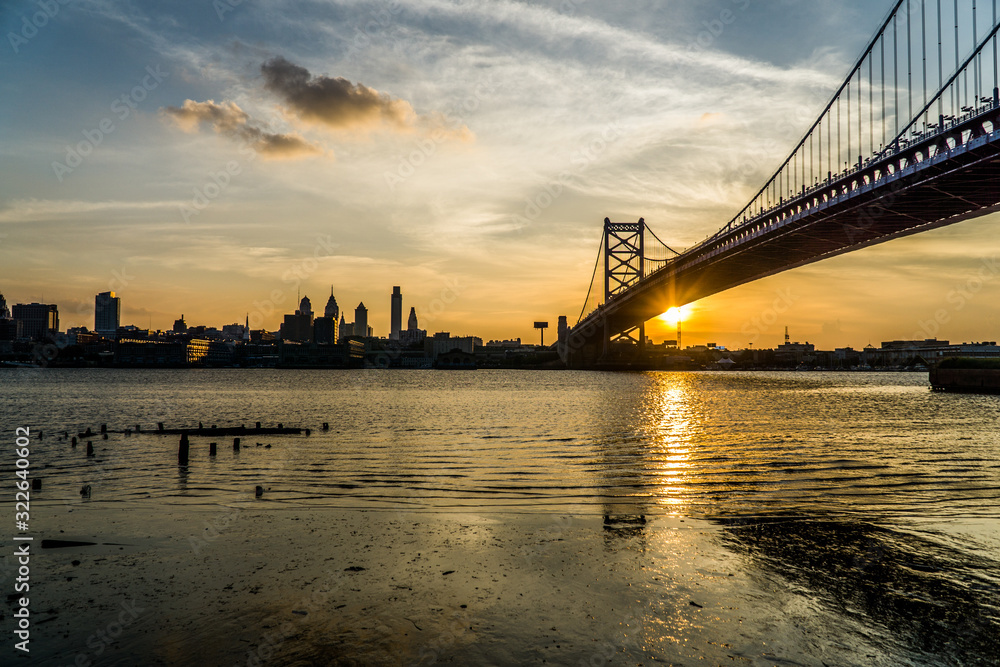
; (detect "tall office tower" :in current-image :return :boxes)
[0,292,10,319]
[324,289,339,320]
[339,314,350,339]
[94,291,121,335]
[407,306,418,331]
[297,295,313,318]
[390,286,402,340]
[355,302,368,338]
[12,303,59,340]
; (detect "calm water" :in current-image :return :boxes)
[2,368,999,665]
[3,368,999,517]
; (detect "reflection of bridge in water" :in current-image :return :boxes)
[562,0,1000,368]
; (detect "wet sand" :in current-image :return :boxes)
[10,501,919,666]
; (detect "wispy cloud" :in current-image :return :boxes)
[0,198,184,223]
[160,99,324,159]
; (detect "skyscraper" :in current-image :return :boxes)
[324,289,339,320]
[280,296,315,342]
[314,289,340,344]
[0,292,10,319]
[390,286,402,340]
[400,307,426,346]
[95,291,121,336]
[355,302,369,337]
[12,303,58,341]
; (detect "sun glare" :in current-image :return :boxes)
[658,305,691,327]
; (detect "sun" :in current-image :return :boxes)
[658,305,691,328]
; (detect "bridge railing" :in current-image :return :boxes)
[723,0,1000,242]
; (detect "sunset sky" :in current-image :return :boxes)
[2,0,999,349]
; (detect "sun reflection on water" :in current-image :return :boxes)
[644,374,701,512]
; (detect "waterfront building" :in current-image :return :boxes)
[313,316,338,344]
[94,291,121,336]
[425,332,483,358]
[390,286,402,340]
[12,302,59,341]
[355,302,368,337]
[280,296,315,343]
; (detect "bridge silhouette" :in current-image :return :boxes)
[562,0,1000,368]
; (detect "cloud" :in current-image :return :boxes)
[160,99,323,159]
[260,56,469,139]
[260,56,415,130]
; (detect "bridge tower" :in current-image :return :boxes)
[603,217,645,356]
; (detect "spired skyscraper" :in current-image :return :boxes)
[390,286,402,340]
[94,291,121,336]
[314,288,340,344]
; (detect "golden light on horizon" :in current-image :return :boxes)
[658,305,693,328]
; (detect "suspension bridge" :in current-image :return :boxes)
[561,0,1000,368]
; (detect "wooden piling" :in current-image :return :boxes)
[86,442,94,457]
[209,442,217,456]
[178,434,190,465]
[233,437,241,452]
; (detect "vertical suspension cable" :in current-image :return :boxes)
[907,0,913,125]
[994,0,998,96]
[837,95,842,173]
[894,16,899,144]
[870,54,875,156]
[882,34,887,148]
[922,0,928,122]
[939,0,944,119]
[974,0,979,100]
[858,67,863,165]
[955,0,960,111]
